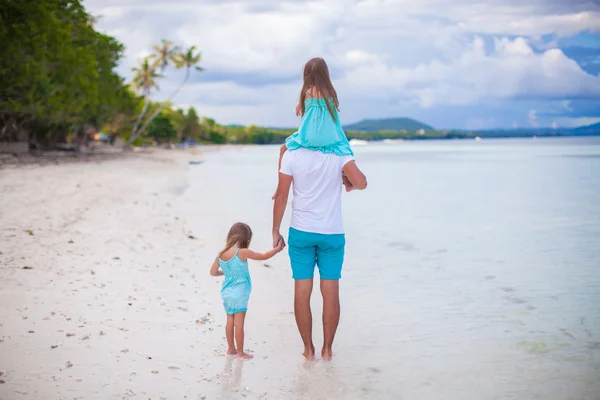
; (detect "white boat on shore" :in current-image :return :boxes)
[349,139,368,146]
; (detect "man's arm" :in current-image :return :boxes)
[272,172,293,248]
[277,144,287,171]
[342,161,367,190]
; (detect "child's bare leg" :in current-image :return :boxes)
[226,314,236,354]
[233,312,253,359]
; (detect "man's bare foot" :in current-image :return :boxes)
[303,345,316,361]
[236,352,254,359]
[226,348,237,355]
[321,348,333,361]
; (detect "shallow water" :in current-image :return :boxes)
[182,137,600,399]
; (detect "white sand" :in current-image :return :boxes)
[0,150,284,399]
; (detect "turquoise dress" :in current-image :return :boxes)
[285,97,354,156]
[219,249,252,314]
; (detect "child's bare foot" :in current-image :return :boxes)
[321,347,333,361]
[303,345,316,361]
[236,352,254,359]
[226,348,237,355]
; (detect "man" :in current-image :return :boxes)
[272,147,367,360]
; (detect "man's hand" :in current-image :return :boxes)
[342,174,354,192]
[273,231,286,250]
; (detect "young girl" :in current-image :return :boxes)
[276,57,355,191]
[210,222,282,359]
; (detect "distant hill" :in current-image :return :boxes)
[574,122,600,132]
[344,117,434,131]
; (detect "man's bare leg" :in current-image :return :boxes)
[320,279,340,360]
[294,279,315,360]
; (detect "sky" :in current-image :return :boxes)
[84,0,600,130]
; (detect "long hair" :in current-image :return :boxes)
[220,222,252,256]
[298,57,339,121]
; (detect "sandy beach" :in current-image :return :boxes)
[0,149,275,399]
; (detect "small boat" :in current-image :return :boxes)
[475,136,482,141]
[349,139,368,146]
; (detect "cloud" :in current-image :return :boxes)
[529,110,539,127]
[83,0,600,128]
[341,37,600,108]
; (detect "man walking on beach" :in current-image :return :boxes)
[271,148,367,360]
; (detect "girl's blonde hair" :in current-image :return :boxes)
[298,57,339,121]
[220,222,252,256]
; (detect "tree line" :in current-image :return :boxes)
[1,0,480,151]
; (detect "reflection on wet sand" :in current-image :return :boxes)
[220,357,245,399]
[286,360,348,400]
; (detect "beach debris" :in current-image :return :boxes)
[187,234,197,240]
[65,361,73,368]
[28,330,34,334]
[82,334,90,340]
[196,313,212,324]
[262,263,273,268]
[25,229,34,236]
[168,366,180,370]
[151,370,159,374]
[128,303,132,306]
[118,327,129,332]
[66,333,75,337]
[113,256,120,260]
[68,240,74,244]
[99,330,105,336]
[22,266,33,270]
[147,356,152,360]
[51,345,59,349]
[368,367,381,373]
[22,316,28,320]
[121,349,129,353]
[0,380,5,384]
[90,270,96,275]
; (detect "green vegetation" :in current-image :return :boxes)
[0,0,137,147]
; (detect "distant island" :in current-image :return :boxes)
[344,118,434,132]
[336,117,600,142]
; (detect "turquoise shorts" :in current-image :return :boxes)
[288,227,345,280]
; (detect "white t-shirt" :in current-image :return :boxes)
[279,148,354,234]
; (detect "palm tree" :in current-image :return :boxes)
[150,39,179,72]
[129,58,162,143]
[131,46,203,141]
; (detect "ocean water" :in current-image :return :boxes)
[182,137,600,399]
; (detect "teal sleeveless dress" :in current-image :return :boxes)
[219,249,252,314]
[285,97,354,156]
